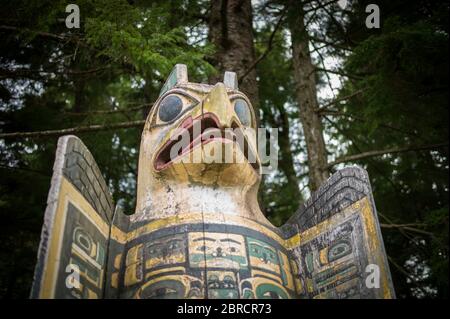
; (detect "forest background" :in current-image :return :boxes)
[0,0,448,298]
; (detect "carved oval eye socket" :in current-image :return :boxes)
[234,98,251,126]
[158,95,183,122]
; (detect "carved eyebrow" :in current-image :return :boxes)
[228,91,245,97]
[220,238,241,245]
[177,84,242,96]
[193,237,216,242]
[176,84,212,94]
[147,239,182,248]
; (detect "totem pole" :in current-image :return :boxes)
[31,64,395,299]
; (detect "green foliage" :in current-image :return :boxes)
[256,26,304,226]
[330,0,448,298]
[82,0,214,77]
[0,0,213,298]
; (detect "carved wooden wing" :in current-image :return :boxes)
[30,135,119,299]
[281,167,395,299]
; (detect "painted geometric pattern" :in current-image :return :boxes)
[117,225,295,299]
[31,177,393,299]
[107,196,390,299]
[31,135,394,299]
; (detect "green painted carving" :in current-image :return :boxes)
[31,64,395,299]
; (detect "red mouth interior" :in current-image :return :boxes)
[154,113,259,171]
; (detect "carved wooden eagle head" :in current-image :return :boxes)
[134,64,266,224]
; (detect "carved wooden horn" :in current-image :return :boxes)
[224,71,238,90]
[159,64,188,96]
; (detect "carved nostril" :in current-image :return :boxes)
[231,120,240,130]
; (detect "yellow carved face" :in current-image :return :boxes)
[188,232,248,269]
[137,65,261,190]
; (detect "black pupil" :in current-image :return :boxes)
[234,99,251,126]
[159,95,183,122]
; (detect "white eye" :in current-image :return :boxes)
[234,98,251,126]
[158,95,183,122]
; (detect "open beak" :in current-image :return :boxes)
[154,83,259,171]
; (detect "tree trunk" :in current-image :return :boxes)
[208,0,260,110]
[288,0,329,192]
[269,104,302,202]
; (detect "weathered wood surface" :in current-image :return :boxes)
[31,65,394,299]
